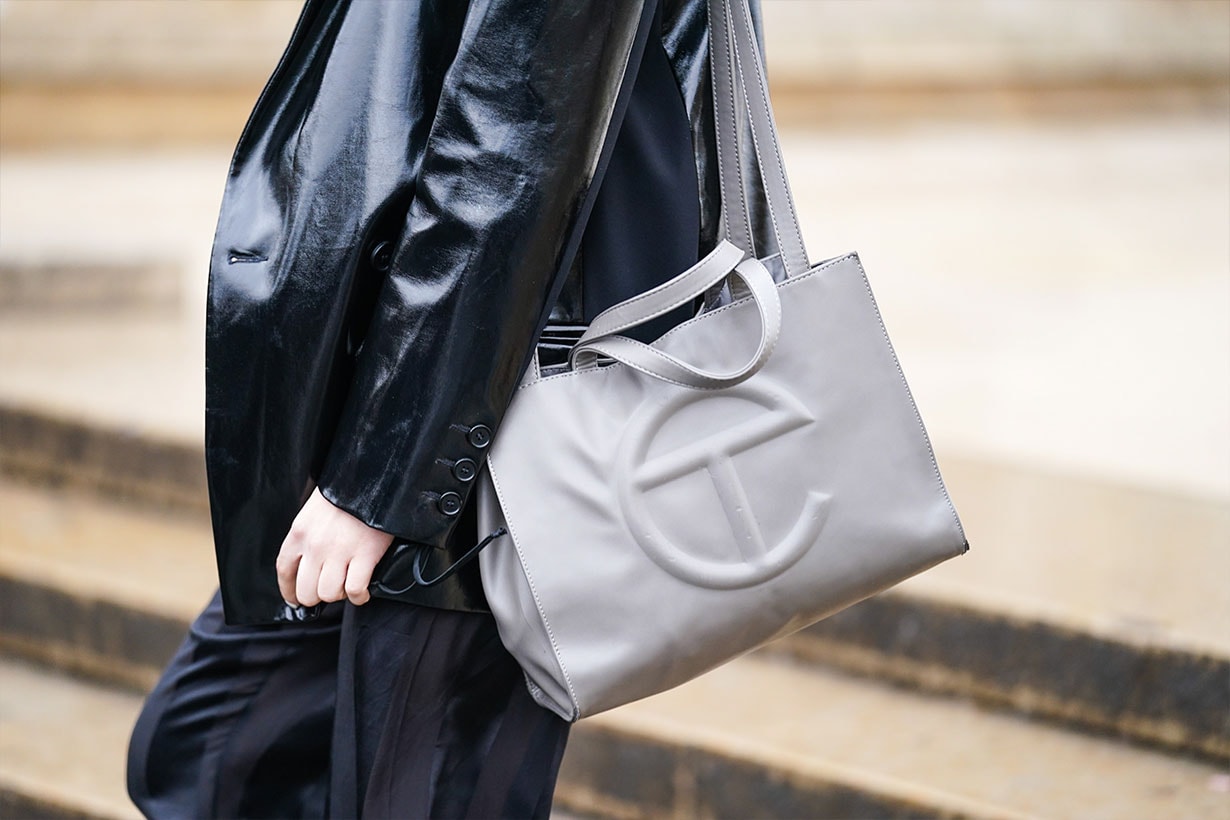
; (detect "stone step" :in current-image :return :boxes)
[0,657,586,820]
[1,437,1227,766]
[566,657,1230,820]
[0,259,180,315]
[0,659,142,820]
[6,0,1225,91]
[2,0,1227,148]
[4,398,1225,762]
[0,405,207,519]
[3,652,1228,820]
[0,479,215,692]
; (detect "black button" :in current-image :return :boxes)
[438,492,462,516]
[452,458,477,482]
[467,424,492,449]
[370,240,393,272]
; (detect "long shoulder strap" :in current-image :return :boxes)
[562,0,806,389]
[708,0,809,277]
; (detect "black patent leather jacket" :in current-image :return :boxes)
[206,0,772,624]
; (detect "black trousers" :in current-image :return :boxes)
[126,590,569,819]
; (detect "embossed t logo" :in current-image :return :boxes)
[616,381,830,589]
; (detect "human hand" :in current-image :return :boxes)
[276,487,395,607]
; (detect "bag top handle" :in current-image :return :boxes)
[571,255,782,389]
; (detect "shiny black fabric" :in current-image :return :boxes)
[127,590,569,819]
[366,0,705,612]
[205,0,773,624]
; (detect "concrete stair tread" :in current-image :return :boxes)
[0,316,203,446]
[4,1,1228,90]
[0,151,222,440]
[11,326,1223,659]
[896,462,1230,659]
[0,480,215,622]
[600,655,1230,820]
[2,613,1225,820]
[0,658,143,820]
[0,657,599,820]
[1,479,1227,815]
[2,466,1226,663]
[0,466,1226,760]
[4,350,1228,665]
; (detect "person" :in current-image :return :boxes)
[126,0,776,817]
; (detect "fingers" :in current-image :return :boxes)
[276,534,303,606]
[316,557,350,605]
[295,549,325,607]
[279,533,344,608]
[344,552,381,606]
[276,487,395,609]
[301,553,378,607]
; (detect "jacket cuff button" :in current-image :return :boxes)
[452,458,477,482]
[466,424,492,449]
[438,492,462,516]
[370,240,393,272]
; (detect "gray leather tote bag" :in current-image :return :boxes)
[476,0,968,722]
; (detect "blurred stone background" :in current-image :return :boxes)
[0,1,1227,818]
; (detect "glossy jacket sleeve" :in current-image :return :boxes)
[315,0,654,545]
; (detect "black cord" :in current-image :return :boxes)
[371,527,508,595]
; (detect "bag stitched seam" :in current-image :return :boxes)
[849,254,967,544]
[485,461,582,719]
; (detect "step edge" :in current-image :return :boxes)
[0,550,205,624]
[0,402,207,517]
[899,575,1230,660]
[1,536,1225,762]
[571,716,1036,820]
[3,401,1224,656]
[775,588,1230,762]
[0,769,139,820]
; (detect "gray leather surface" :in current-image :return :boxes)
[477,0,967,721]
